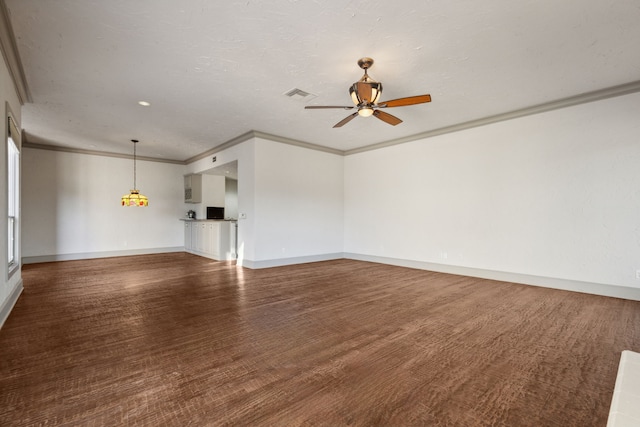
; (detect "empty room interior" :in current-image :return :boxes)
[1,1,639,426]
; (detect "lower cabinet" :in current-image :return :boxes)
[184,221,233,261]
[184,221,193,250]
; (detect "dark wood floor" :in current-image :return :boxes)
[1,254,639,426]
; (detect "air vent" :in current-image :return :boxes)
[283,88,317,102]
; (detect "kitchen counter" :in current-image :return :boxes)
[183,220,237,261]
[180,218,237,222]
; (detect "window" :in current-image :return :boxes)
[7,116,19,274]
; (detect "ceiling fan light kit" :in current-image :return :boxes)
[358,107,374,117]
[306,57,431,128]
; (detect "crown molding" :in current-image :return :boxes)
[22,79,640,163]
[183,131,256,164]
[345,80,640,155]
[252,130,344,155]
[184,130,344,164]
[22,141,185,164]
[0,0,31,104]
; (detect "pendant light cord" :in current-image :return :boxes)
[132,139,138,190]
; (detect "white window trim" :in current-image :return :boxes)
[7,114,20,278]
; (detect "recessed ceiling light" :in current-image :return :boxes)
[138,101,151,106]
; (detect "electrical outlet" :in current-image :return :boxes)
[636,270,640,280]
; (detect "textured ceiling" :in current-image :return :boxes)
[5,0,640,161]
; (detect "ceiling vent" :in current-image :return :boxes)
[284,88,317,102]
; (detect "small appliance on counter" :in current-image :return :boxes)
[187,210,196,219]
[206,206,224,220]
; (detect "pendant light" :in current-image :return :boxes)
[121,139,149,207]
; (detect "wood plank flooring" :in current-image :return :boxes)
[1,253,639,426]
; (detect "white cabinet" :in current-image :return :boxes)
[202,222,214,256]
[183,220,234,261]
[228,222,237,260]
[195,222,206,252]
[184,174,202,203]
[184,221,193,250]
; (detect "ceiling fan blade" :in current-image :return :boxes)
[373,109,403,126]
[378,94,431,108]
[333,112,359,128]
[305,106,354,109]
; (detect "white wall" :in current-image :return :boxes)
[225,178,238,219]
[22,148,185,261]
[185,174,225,220]
[202,174,225,207]
[189,139,256,264]
[345,91,640,290]
[252,138,344,266]
[14,90,640,300]
[189,137,344,267]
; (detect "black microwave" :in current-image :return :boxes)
[206,206,224,220]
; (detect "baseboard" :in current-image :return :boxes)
[344,253,640,301]
[0,278,23,330]
[240,253,344,269]
[22,247,185,264]
[185,249,237,262]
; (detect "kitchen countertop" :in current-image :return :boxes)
[180,218,237,222]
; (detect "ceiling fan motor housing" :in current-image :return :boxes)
[350,81,383,106]
[350,58,382,106]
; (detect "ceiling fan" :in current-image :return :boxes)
[305,57,431,128]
